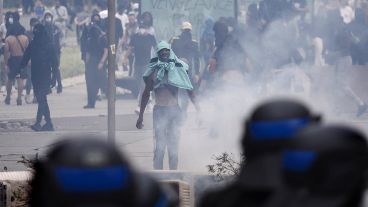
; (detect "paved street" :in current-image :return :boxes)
[1,78,368,173]
[0,82,241,173]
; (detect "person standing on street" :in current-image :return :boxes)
[80,14,108,109]
[4,23,29,105]
[136,41,200,170]
[42,11,63,93]
[20,24,59,131]
[25,18,40,104]
[171,21,200,120]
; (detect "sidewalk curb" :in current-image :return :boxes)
[62,75,85,88]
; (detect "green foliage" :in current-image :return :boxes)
[207,152,245,182]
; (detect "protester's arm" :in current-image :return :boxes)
[136,74,154,129]
[3,38,9,72]
[50,45,59,88]
[19,44,31,69]
[98,48,108,70]
[123,35,135,61]
[187,89,200,112]
[80,27,88,61]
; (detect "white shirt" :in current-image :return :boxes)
[116,12,129,32]
[51,6,69,24]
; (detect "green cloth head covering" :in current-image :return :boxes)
[143,41,194,90]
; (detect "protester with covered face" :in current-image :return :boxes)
[208,19,249,84]
[171,21,200,120]
[42,11,63,93]
[4,22,28,105]
[136,41,200,170]
[171,21,200,83]
[5,12,21,38]
[20,24,59,131]
[80,14,108,109]
[51,0,68,46]
[33,0,45,20]
[24,18,40,104]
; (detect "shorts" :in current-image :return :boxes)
[7,56,27,80]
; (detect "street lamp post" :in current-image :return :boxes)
[107,0,116,143]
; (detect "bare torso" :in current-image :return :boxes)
[151,69,179,106]
[5,35,29,56]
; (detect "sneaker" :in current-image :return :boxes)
[134,107,140,115]
[32,97,37,104]
[25,95,32,104]
[30,123,42,132]
[41,122,54,131]
[16,97,22,106]
[57,85,63,94]
[356,104,367,117]
[146,103,154,113]
[4,96,10,105]
[83,105,95,109]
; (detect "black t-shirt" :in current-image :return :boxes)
[102,17,123,45]
[129,33,156,66]
[87,34,108,60]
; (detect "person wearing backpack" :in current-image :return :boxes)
[3,23,29,105]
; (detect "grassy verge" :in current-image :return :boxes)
[60,47,84,79]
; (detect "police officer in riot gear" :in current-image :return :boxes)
[274,125,368,207]
[200,99,321,207]
[29,137,178,207]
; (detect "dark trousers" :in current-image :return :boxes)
[153,105,182,170]
[134,64,145,101]
[26,67,32,95]
[35,92,51,124]
[85,61,106,106]
[56,51,62,89]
